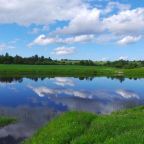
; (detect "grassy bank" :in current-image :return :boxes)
[0,64,144,78]
[0,65,117,77]
[0,116,16,127]
[24,107,144,144]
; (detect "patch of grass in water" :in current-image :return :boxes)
[23,106,144,144]
[0,116,16,127]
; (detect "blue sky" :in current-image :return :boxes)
[0,0,144,60]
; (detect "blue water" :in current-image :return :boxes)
[0,76,143,143]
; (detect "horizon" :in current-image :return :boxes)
[0,0,144,61]
[0,52,144,61]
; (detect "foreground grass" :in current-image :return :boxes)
[24,107,144,144]
[0,64,144,78]
[0,116,16,127]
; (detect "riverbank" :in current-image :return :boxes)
[0,64,144,78]
[24,106,144,144]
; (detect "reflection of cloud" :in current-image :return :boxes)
[0,106,56,140]
[0,82,16,87]
[29,85,140,101]
[28,85,92,99]
[54,77,75,87]
[27,84,142,115]
[116,89,139,99]
[28,86,55,97]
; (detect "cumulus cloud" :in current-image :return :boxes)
[1,0,144,46]
[117,35,141,45]
[116,89,139,99]
[55,8,104,35]
[53,6,144,45]
[104,8,144,35]
[0,0,86,25]
[28,34,95,47]
[28,34,56,47]
[53,47,75,56]
[62,34,95,44]
[103,1,131,14]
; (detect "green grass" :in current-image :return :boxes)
[0,116,16,127]
[0,64,117,77]
[24,106,144,144]
[123,67,144,78]
[0,64,144,78]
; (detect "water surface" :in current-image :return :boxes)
[0,76,143,143]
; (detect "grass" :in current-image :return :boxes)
[24,106,144,144]
[123,67,144,78]
[0,116,16,127]
[0,64,144,78]
[0,65,117,77]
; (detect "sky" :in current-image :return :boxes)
[0,0,144,61]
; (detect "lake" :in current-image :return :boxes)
[0,76,143,144]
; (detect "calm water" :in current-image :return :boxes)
[0,76,144,143]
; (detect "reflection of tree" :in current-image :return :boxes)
[78,77,94,81]
[0,76,50,83]
[107,76,140,83]
[107,76,125,83]
[0,75,140,84]
[0,77,23,83]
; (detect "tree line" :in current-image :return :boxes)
[0,53,144,69]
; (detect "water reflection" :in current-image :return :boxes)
[28,85,142,113]
[0,106,58,143]
[0,76,143,144]
[0,76,142,84]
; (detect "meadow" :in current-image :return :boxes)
[24,106,144,144]
[0,64,144,78]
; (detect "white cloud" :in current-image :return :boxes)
[1,0,143,46]
[28,34,95,47]
[55,8,104,35]
[28,34,57,47]
[0,0,86,25]
[117,35,141,45]
[116,89,139,99]
[62,34,95,44]
[53,6,144,45]
[103,1,131,14]
[53,46,75,56]
[104,8,144,35]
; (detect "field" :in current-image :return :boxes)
[24,106,144,144]
[0,64,144,78]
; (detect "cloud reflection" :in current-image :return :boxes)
[28,85,92,99]
[0,106,57,141]
[53,77,75,87]
[116,89,139,99]
[28,84,141,115]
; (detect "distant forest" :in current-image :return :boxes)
[0,53,144,69]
